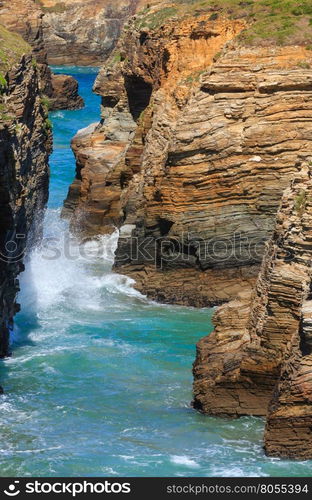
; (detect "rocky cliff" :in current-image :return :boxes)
[63,3,312,306]
[0,26,50,363]
[0,0,84,110]
[194,163,312,459]
[39,0,140,66]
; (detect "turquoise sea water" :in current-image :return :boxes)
[0,67,312,477]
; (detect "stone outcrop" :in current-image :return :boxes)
[49,73,84,110]
[0,0,84,110]
[0,26,50,362]
[263,166,312,459]
[39,0,139,66]
[63,6,312,307]
[194,163,312,459]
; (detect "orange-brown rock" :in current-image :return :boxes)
[194,163,312,458]
[0,27,50,361]
[63,8,312,306]
[50,73,84,110]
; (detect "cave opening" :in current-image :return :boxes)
[158,217,174,237]
[124,75,152,121]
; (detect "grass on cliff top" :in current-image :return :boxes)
[34,0,68,14]
[0,25,32,71]
[134,0,312,46]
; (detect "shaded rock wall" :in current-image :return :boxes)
[0,0,84,110]
[0,29,50,360]
[194,163,312,459]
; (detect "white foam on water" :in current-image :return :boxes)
[51,111,65,119]
[101,467,119,475]
[210,465,267,477]
[18,208,142,317]
[13,446,63,455]
[5,342,86,364]
[170,455,200,468]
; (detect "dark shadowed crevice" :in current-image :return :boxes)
[158,217,174,236]
[124,75,152,121]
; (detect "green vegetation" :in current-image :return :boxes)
[113,51,122,64]
[34,0,67,13]
[43,118,53,132]
[294,189,307,215]
[0,72,7,93]
[213,51,222,62]
[134,1,312,46]
[184,69,206,84]
[0,25,31,71]
[14,123,22,134]
[297,60,311,68]
[135,6,179,29]
[40,96,51,111]
[0,102,13,122]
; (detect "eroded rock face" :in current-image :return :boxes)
[50,73,84,110]
[0,0,84,110]
[263,166,312,459]
[194,163,312,459]
[63,9,312,306]
[40,0,139,66]
[0,29,50,361]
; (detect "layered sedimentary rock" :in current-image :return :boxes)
[63,6,312,306]
[0,0,84,110]
[0,27,50,361]
[40,0,139,66]
[194,163,312,459]
[49,73,84,110]
[263,166,312,459]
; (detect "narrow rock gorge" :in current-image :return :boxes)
[0,26,50,363]
[62,1,312,458]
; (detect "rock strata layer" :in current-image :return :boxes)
[40,0,140,66]
[63,7,312,307]
[194,163,312,459]
[0,0,84,110]
[0,27,50,361]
